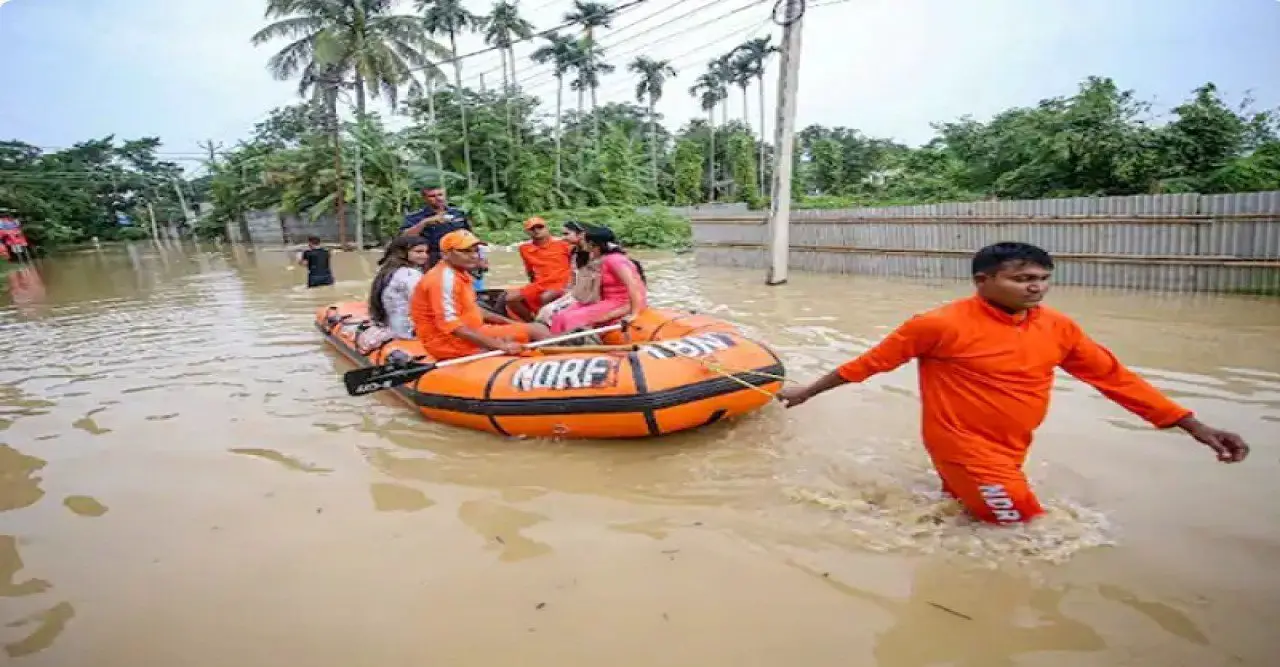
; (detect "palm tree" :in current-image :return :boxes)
[569,38,614,152]
[252,0,448,246]
[481,1,534,144]
[628,56,677,188]
[708,54,734,127]
[418,0,482,190]
[732,36,778,195]
[531,33,581,190]
[562,1,614,150]
[690,72,726,203]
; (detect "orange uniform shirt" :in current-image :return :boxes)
[519,238,574,291]
[837,296,1192,466]
[409,262,484,353]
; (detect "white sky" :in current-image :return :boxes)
[2,0,1278,171]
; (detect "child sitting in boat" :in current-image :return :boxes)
[548,225,647,336]
[505,217,575,321]
[368,236,430,339]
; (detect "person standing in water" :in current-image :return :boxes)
[298,235,333,288]
[776,242,1250,525]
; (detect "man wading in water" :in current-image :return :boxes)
[777,242,1250,525]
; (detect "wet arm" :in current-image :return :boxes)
[482,310,516,325]
[795,315,943,401]
[1059,330,1192,428]
[452,326,514,351]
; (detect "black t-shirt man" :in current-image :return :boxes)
[298,237,334,287]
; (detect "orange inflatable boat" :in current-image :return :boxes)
[315,293,786,439]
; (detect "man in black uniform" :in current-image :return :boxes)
[298,235,334,288]
[399,183,488,286]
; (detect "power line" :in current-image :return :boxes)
[461,0,704,87]
[407,0,652,75]
[516,0,767,93]
[588,18,771,104]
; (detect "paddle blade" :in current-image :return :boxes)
[343,362,434,396]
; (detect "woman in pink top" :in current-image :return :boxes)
[549,225,648,334]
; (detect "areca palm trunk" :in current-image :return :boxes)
[577,86,586,170]
[648,95,658,189]
[449,28,474,190]
[426,77,444,176]
[591,84,600,154]
[554,74,563,189]
[327,87,347,245]
[509,47,521,146]
[501,47,513,147]
[757,74,766,197]
[707,108,716,203]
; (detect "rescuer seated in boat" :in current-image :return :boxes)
[410,229,552,359]
[548,225,648,336]
[367,236,430,339]
[504,217,575,321]
[535,221,591,325]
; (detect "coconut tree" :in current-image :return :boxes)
[562,1,614,150]
[481,1,534,144]
[418,0,482,190]
[531,32,582,189]
[628,56,677,188]
[732,36,778,194]
[690,72,726,202]
[253,0,448,116]
[253,0,449,245]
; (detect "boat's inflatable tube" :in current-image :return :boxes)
[315,299,786,439]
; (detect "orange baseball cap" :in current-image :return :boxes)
[523,216,548,231]
[440,229,487,252]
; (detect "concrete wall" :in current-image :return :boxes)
[691,191,1280,293]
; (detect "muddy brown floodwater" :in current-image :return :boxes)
[1,242,1278,666]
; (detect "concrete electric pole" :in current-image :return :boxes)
[764,0,805,286]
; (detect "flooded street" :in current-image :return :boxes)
[2,242,1278,666]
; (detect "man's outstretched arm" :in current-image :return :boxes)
[1060,330,1249,462]
[778,314,942,408]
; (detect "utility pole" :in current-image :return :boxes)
[172,177,194,235]
[147,202,159,242]
[764,0,805,286]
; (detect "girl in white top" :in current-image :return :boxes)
[368,236,430,339]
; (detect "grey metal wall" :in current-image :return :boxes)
[691,191,1280,294]
[227,210,344,245]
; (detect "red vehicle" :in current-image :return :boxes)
[0,214,31,261]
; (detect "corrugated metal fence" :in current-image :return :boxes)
[226,210,344,246]
[691,191,1280,294]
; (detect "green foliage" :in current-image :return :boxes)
[474,206,691,248]
[0,137,190,249]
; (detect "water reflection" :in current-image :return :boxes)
[794,558,1107,665]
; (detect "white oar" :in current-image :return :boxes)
[342,323,624,396]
